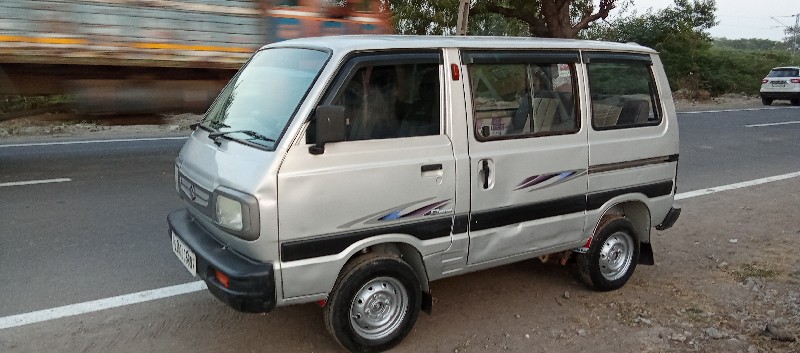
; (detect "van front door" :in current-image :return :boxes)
[462,51,588,265]
[277,53,456,298]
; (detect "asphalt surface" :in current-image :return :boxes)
[0,106,798,344]
[0,138,190,316]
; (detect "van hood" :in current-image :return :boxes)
[176,129,280,263]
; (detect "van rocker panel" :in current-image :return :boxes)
[168,209,276,313]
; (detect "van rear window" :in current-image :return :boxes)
[587,61,662,129]
[768,69,800,77]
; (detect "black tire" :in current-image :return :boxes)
[791,99,800,106]
[577,217,640,291]
[324,253,421,353]
[761,97,773,106]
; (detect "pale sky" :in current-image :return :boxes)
[625,0,799,41]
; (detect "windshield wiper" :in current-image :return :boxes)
[208,130,276,146]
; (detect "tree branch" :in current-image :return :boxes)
[570,0,615,36]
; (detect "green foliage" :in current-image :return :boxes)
[384,0,459,35]
[699,48,790,95]
[586,0,716,92]
[714,37,788,51]
[0,95,71,114]
[384,0,621,37]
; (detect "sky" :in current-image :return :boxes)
[626,0,800,41]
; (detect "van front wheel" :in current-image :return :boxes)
[577,217,639,291]
[324,254,421,353]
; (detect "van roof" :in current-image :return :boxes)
[268,35,657,54]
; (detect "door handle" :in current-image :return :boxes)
[421,164,442,172]
[481,159,491,189]
[421,164,443,178]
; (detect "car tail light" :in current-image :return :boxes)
[762,79,769,83]
[791,79,800,84]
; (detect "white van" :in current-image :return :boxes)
[168,35,681,352]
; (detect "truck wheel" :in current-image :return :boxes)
[578,217,640,291]
[761,97,773,105]
[324,254,421,353]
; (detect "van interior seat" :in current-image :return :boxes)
[618,99,649,125]
[399,70,440,137]
[591,102,623,127]
[532,97,560,132]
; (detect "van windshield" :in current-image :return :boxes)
[201,48,329,149]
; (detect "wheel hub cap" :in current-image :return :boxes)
[598,232,633,281]
[350,277,408,340]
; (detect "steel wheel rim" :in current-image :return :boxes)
[599,231,634,281]
[350,276,408,340]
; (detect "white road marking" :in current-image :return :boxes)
[0,178,72,187]
[678,107,796,114]
[0,136,187,148]
[2,171,800,330]
[0,281,206,330]
[675,171,800,200]
[745,121,800,128]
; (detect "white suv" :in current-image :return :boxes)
[760,66,800,106]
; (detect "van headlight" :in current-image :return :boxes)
[212,187,260,240]
[216,194,243,230]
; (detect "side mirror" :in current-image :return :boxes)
[309,105,347,155]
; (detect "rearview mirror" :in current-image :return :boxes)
[309,105,346,155]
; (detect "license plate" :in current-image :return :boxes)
[772,82,786,87]
[172,232,197,277]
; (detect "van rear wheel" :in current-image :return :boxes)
[577,217,639,291]
[324,254,421,353]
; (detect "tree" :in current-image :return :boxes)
[383,0,624,38]
[472,0,620,38]
[586,0,717,94]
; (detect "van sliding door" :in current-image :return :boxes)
[462,51,589,265]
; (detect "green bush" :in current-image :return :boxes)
[696,48,791,96]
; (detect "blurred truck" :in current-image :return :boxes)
[0,0,390,115]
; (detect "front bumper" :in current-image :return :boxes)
[167,209,276,313]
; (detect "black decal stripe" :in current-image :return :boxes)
[589,154,679,174]
[470,195,586,232]
[281,217,453,262]
[281,181,675,262]
[453,214,469,234]
[587,180,674,210]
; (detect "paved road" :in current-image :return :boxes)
[676,106,800,192]
[0,106,798,350]
[0,138,191,316]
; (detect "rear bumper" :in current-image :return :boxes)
[760,91,800,99]
[168,209,276,313]
[655,205,681,231]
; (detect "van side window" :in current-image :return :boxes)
[331,63,441,141]
[587,61,661,129]
[470,63,578,139]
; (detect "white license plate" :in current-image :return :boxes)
[772,82,786,87]
[172,232,197,277]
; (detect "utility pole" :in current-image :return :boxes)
[771,14,799,64]
[794,13,799,64]
[456,0,470,36]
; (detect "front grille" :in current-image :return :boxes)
[178,173,213,217]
